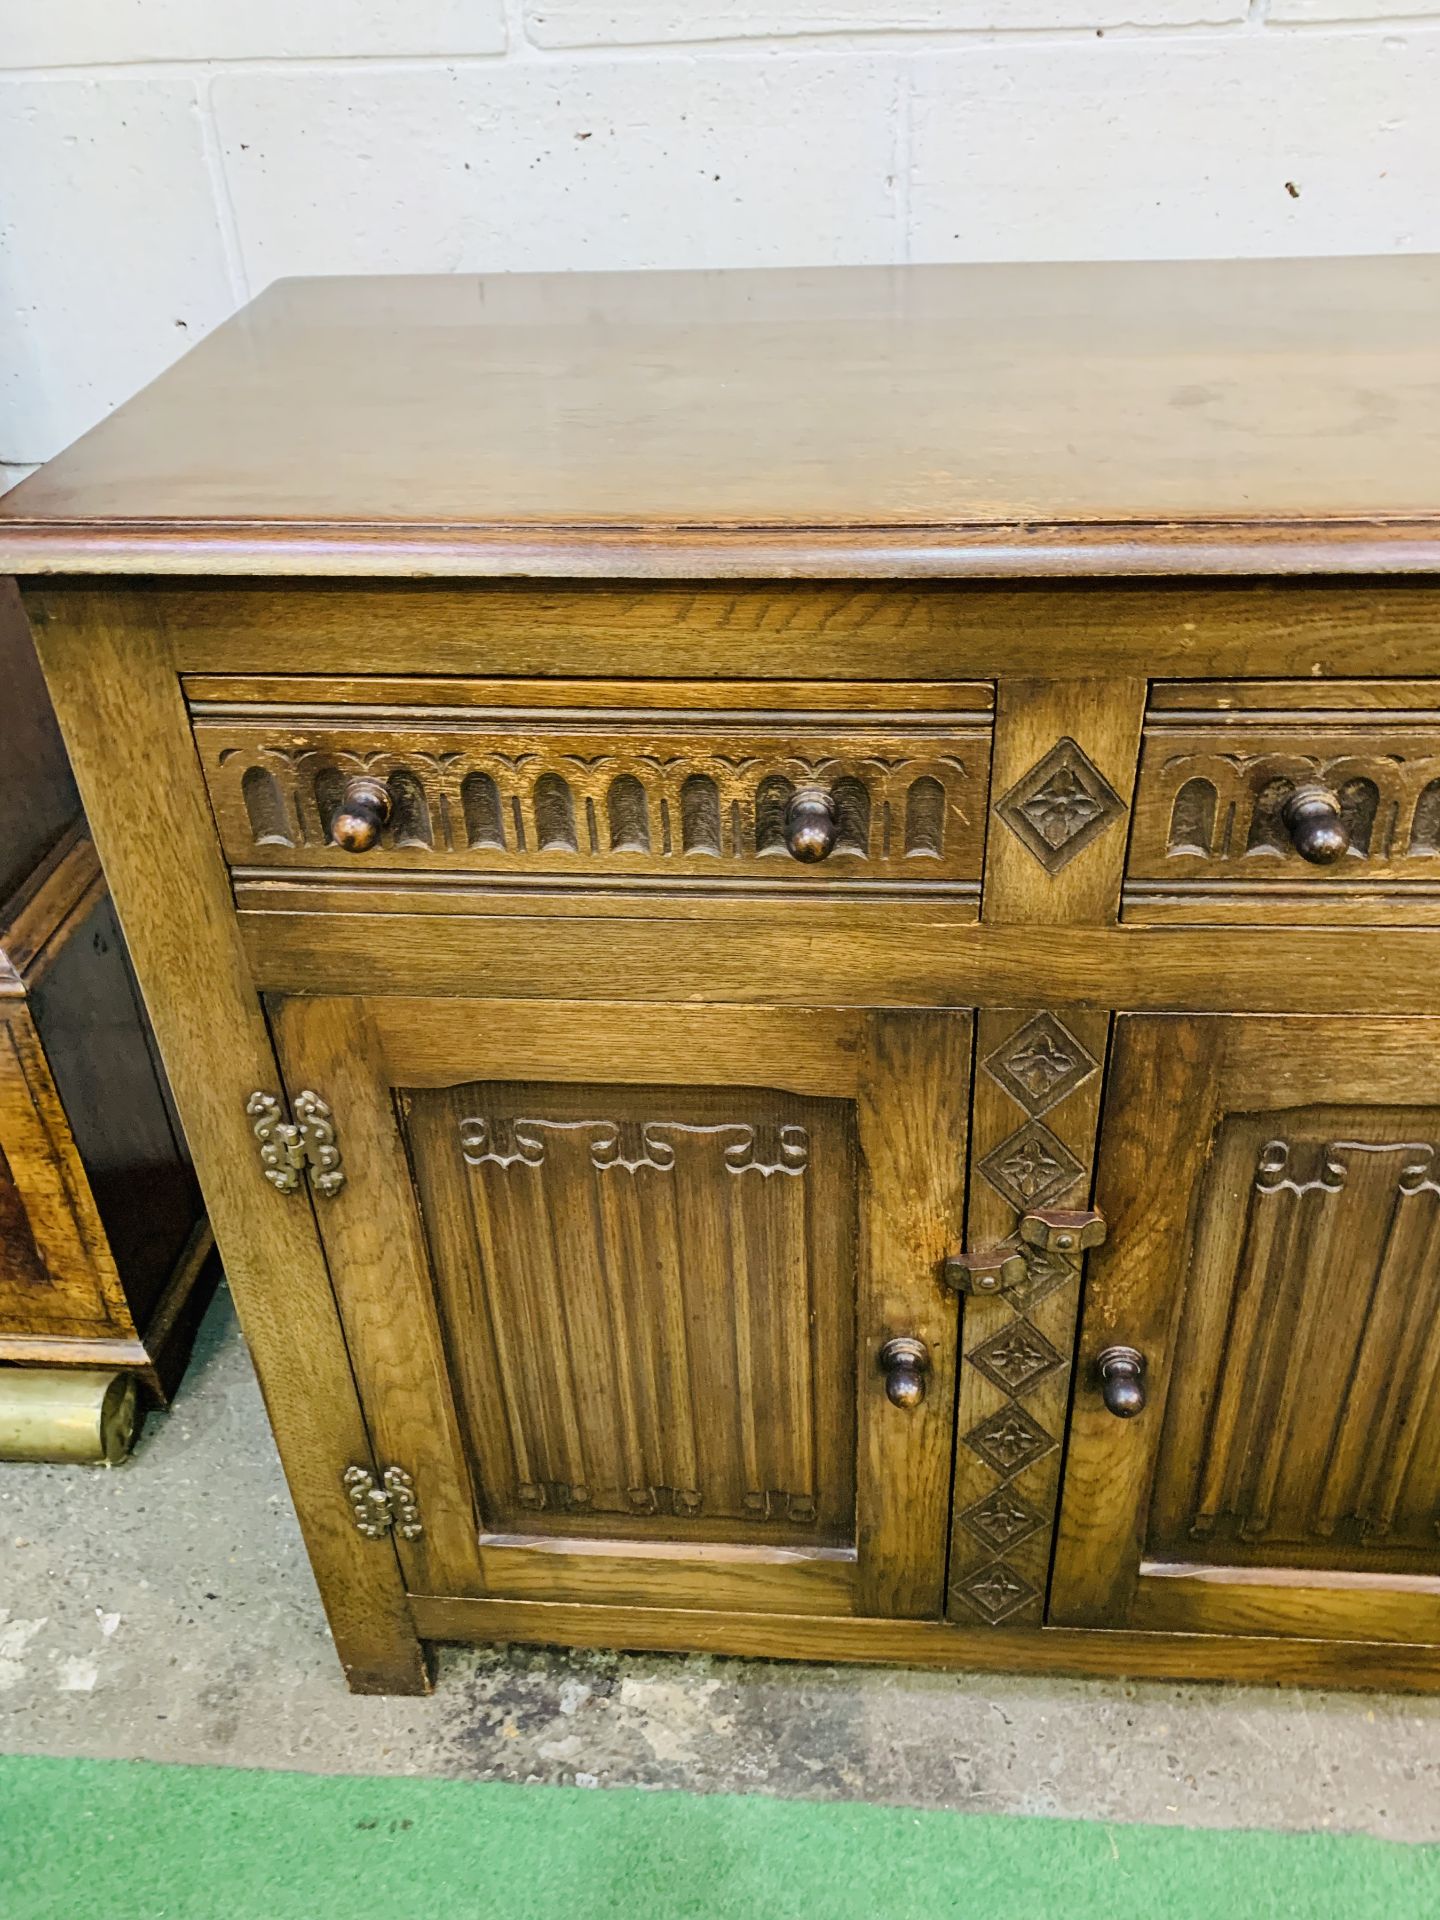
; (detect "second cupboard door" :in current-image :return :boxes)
[1052,1015,1440,1645]
[270,998,969,1620]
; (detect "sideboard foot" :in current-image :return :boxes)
[339,1636,434,1697]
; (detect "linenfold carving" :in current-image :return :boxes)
[1178,1130,1440,1552]
[458,1114,810,1178]
[434,1082,844,1538]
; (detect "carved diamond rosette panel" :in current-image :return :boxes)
[1000,1241,1073,1313]
[959,1485,1045,1553]
[995,738,1126,874]
[948,1008,1110,1628]
[952,1558,1040,1625]
[968,1322,1063,1396]
[978,1120,1084,1213]
[191,699,993,899]
[983,1012,1098,1119]
[964,1403,1057,1476]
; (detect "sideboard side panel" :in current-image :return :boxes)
[20,581,428,1695]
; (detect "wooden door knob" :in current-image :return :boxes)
[879,1336,929,1409]
[332,775,392,852]
[783,787,838,862]
[1097,1345,1146,1418]
[1280,783,1349,865]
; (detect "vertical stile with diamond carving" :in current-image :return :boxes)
[982,681,1146,929]
[947,1009,1110,1625]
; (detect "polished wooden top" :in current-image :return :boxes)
[4,258,1439,579]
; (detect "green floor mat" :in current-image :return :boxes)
[2,1751,1436,1919]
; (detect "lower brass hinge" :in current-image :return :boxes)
[343,1464,424,1541]
[247,1089,346,1197]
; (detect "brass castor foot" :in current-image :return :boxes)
[0,1367,140,1465]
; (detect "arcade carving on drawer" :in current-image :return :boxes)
[188,678,993,901]
[1125,681,1440,925]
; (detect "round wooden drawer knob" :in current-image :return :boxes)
[783,787,839,862]
[1281,783,1349,865]
[332,775,392,852]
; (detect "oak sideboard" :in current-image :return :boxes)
[5,260,1440,1692]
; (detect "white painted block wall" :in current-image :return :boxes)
[2,0,1438,484]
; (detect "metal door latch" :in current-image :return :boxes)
[943,1245,1027,1296]
[945,1207,1106,1294]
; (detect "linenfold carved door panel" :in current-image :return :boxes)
[1051,1015,1440,1645]
[406,1081,853,1546]
[269,997,969,1619]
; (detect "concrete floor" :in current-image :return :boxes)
[2,1283,1440,1841]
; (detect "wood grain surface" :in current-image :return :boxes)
[23,587,429,1693]
[270,994,968,1623]
[5,260,1440,576]
[14,256,1440,1690]
[1052,1016,1440,1647]
[408,1593,1440,1693]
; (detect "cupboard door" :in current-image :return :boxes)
[270,998,969,1619]
[1052,1016,1440,1645]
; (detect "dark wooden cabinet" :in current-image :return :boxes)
[0,581,212,1424]
[8,260,1440,1689]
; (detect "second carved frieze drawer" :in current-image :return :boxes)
[1125,681,1440,925]
[186,677,993,904]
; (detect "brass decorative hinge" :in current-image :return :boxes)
[343,1464,424,1540]
[246,1089,346,1197]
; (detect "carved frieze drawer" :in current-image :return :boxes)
[187,676,993,903]
[1125,681,1440,926]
